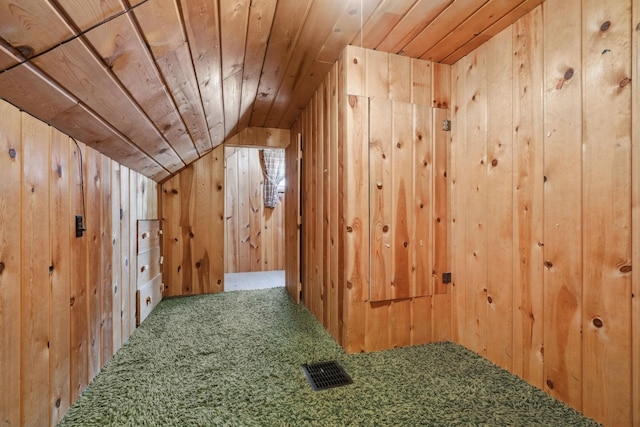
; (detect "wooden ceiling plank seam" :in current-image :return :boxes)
[249,0,313,128]
[32,40,184,172]
[177,0,225,148]
[0,0,152,75]
[134,0,215,154]
[54,0,125,33]
[46,0,186,171]
[441,0,544,65]
[0,0,75,61]
[114,1,201,162]
[316,0,380,63]
[374,0,455,53]
[262,0,346,128]
[398,0,489,59]
[0,61,168,178]
[237,0,278,132]
[355,0,417,50]
[77,8,199,165]
[220,0,250,80]
[421,0,523,63]
[278,0,380,128]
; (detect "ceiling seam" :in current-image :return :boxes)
[46,0,185,171]
[122,0,201,162]
[174,0,218,156]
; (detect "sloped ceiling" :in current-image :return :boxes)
[0,0,543,181]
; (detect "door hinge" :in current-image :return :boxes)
[442,272,452,284]
[442,119,451,131]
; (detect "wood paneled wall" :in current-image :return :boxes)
[450,1,638,425]
[291,46,452,352]
[224,147,285,273]
[0,99,158,426]
[160,146,225,297]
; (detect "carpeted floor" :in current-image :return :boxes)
[59,288,599,426]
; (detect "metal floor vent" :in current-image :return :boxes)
[301,360,353,391]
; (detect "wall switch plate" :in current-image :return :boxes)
[75,215,85,238]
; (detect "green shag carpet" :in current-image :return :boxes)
[60,288,599,426]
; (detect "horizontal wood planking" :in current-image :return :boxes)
[0,99,159,424]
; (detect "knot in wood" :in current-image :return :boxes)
[0,262,4,275]
[346,226,353,233]
[491,159,498,167]
[171,188,179,194]
[70,296,76,307]
[619,264,632,273]
[403,241,408,248]
[346,281,353,289]
[546,379,554,389]
[593,317,603,328]
[619,77,631,88]
[195,262,201,268]
[8,148,16,159]
[382,225,389,233]
[564,68,574,80]
[217,279,222,284]
[487,296,493,304]
[600,20,611,32]
[544,260,553,269]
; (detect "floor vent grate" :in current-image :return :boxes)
[301,360,353,391]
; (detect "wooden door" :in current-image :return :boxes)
[285,133,302,303]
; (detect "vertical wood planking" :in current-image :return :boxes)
[249,149,262,271]
[463,48,488,356]
[237,149,250,272]
[512,7,544,388]
[329,64,340,340]
[343,95,369,351]
[100,155,113,365]
[542,0,583,408]
[411,59,431,107]
[49,129,71,425]
[345,45,365,97]
[369,98,392,302]
[432,108,449,295]
[413,104,432,297]
[0,100,155,421]
[20,113,50,427]
[86,148,101,381]
[0,101,21,426]
[210,146,225,292]
[111,161,122,353]
[581,0,632,424]
[449,57,467,343]
[128,171,138,325]
[485,29,514,372]
[69,139,88,401]
[193,154,213,294]
[431,63,451,109]
[391,101,413,300]
[632,0,640,423]
[365,49,389,99]
[224,148,238,273]
[120,166,131,342]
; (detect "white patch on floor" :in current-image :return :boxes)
[224,270,285,292]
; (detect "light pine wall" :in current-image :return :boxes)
[224,147,285,273]
[291,46,452,352]
[0,99,158,426]
[450,1,638,425]
[160,145,225,297]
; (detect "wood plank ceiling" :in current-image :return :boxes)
[0,0,543,181]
